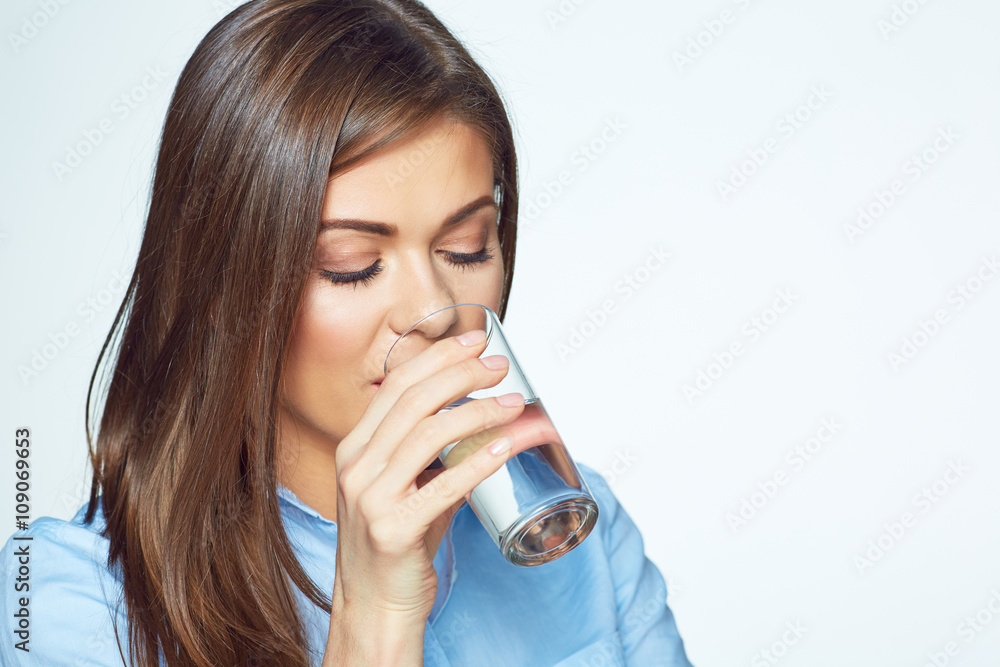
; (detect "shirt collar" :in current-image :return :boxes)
[275,482,460,624]
[276,482,335,527]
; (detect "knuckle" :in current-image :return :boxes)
[430,473,457,499]
[397,493,424,518]
[337,461,364,497]
[355,488,383,522]
[333,443,354,470]
[412,417,444,445]
[468,449,498,474]
[459,358,481,383]
[397,385,424,412]
[474,397,507,428]
[367,518,398,548]
[481,397,503,418]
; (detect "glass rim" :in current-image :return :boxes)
[383,302,497,376]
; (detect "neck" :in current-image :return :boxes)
[276,408,339,523]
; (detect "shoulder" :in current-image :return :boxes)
[0,500,130,664]
[576,464,694,666]
[576,460,662,591]
[1,500,116,590]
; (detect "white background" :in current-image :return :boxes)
[3,1,1000,665]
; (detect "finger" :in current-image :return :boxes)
[375,392,525,494]
[418,467,467,556]
[338,331,489,462]
[352,352,511,476]
[395,432,515,528]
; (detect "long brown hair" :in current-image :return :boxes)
[83,1,518,663]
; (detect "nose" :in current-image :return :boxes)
[388,267,460,340]
[399,302,461,339]
[383,253,462,368]
[384,303,459,375]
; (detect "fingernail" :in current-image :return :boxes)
[457,329,487,346]
[496,392,523,407]
[481,354,508,370]
[489,436,513,456]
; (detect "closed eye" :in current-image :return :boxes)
[320,245,496,288]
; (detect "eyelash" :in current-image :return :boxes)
[320,246,496,288]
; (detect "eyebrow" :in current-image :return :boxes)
[319,195,498,236]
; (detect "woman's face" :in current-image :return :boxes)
[278,117,505,452]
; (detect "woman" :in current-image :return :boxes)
[1,0,693,664]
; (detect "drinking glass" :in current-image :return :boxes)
[384,303,599,566]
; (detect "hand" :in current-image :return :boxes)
[324,330,526,662]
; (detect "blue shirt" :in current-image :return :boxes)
[1,463,692,666]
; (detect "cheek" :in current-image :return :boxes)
[455,251,505,313]
[479,262,505,312]
[282,280,373,432]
